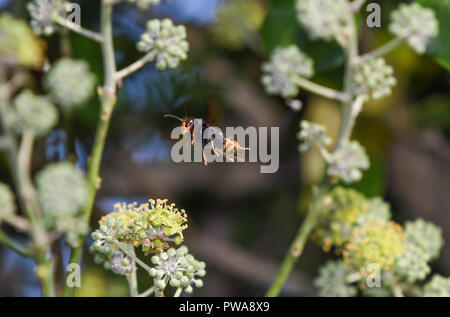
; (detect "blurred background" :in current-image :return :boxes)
[0,0,449,296]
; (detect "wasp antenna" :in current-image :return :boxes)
[164,114,184,122]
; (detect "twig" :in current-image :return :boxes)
[115,51,155,81]
[359,37,405,63]
[174,288,182,297]
[64,0,118,297]
[296,77,349,103]
[55,16,103,43]
[266,5,363,297]
[0,228,33,257]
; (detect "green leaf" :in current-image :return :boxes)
[260,0,345,73]
[417,0,450,71]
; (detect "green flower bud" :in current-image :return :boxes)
[353,58,397,100]
[297,120,332,153]
[27,0,69,36]
[404,219,443,261]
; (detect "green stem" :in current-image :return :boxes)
[174,288,182,297]
[296,77,349,102]
[0,229,33,257]
[359,37,405,63]
[63,0,117,297]
[266,5,362,297]
[127,270,139,297]
[265,186,328,296]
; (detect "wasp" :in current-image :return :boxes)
[164,107,249,166]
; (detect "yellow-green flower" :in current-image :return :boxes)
[344,221,405,272]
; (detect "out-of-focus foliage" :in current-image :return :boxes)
[0,13,46,68]
[213,0,266,50]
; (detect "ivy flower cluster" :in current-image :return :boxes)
[295,0,350,46]
[13,90,58,137]
[150,246,206,295]
[45,58,96,111]
[27,0,72,36]
[353,58,397,100]
[297,120,331,153]
[313,187,448,297]
[137,19,189,71]
[261,45,314,99]
[298,121,369,184]
[90,199,205,296]
[389,3,439,54]
[36,162,88,247]
[314,187,391,252]
[326,140,370,184]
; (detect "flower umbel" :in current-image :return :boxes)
[150,246,206,295]
[327,140,369,184]
[27,0,71,36]
[353,58,397,100]
[137,19,189,71]
[261,45,314,98]
[13,90,58,137]
[314,260,357,297]
[297,120,331,153]
[45,58,96,111]
[36,162,88,217]
[295,0,350,46]
[389,3,439,54]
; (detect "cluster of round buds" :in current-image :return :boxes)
[423,275,450,297]
[327,140,370,184]
[395,242,430,283]
[136,19,189,71]
[344,220,405,273]
[149,246,206,295]
[126,0,161,9]
[13,90,58,137]
[45,58,96,111]
[27,0,72,36]
[36,162,88,247]
[297,120,331,153]
[0,182,16,220]
[90,215,136,275]
[353,58,397,100]
[295,0,350,46]
[314,260,357,297]
[261,45,314,99]
[404,219,443,262]
[114,199,188,254]
[36,162,88,217]
[389,3,439,55]
[314,187,391,251]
